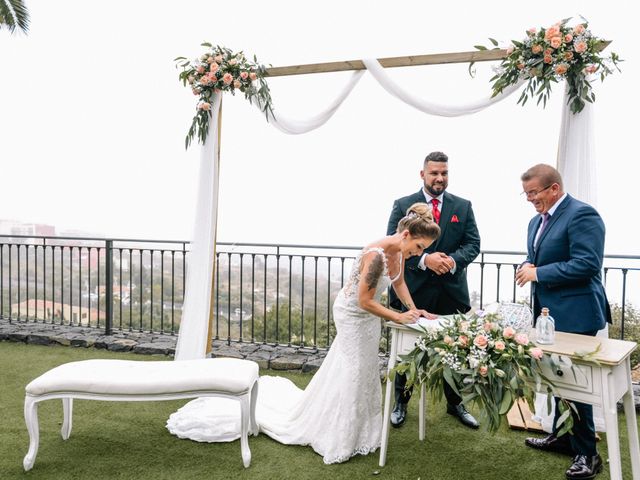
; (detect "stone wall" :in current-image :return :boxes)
[0,318,389,376]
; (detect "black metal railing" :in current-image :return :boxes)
[1,235,638,351]
[0,235,188,336]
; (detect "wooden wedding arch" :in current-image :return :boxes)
[203,43,610,353]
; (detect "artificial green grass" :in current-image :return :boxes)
[0,341,636,479]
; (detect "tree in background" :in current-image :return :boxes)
[609,302,640,367]
[0,0,29,34]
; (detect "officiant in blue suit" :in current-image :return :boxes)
[516,163,611,480]
[386,151,481,429]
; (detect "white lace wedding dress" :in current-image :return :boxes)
[167,247,396,464]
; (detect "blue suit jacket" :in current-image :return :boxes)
[526,195,611,333]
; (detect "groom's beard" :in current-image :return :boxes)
[425,183,446,196]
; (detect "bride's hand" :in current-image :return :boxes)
[418,309,437,320]
[396,310,420,324]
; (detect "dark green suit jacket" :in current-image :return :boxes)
[386,189,480,314]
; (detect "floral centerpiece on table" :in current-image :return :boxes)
[175,43,274,148]
[478,18,621,113]
[391,309,575,433]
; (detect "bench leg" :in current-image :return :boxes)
[61,397,73,440]
[249,381,259,436]
[23,396,40,471]
[239,394,252,468]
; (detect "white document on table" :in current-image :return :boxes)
[405,316,448,332]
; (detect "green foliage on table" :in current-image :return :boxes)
[391,311,575,434]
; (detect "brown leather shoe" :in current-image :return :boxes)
[525,434,575,456]
[565,454,603,479]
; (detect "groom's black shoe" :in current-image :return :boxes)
[390,403,407,428]
[446,403,479,429]
[565,454,602,479]
[525,434,575,456]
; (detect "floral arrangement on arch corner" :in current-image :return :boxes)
[474,17,622,114]
[391,307,579,434]
[175,43,274,149]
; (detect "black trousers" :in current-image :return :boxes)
[553,328,599,456]
[392,284,468,407]
[395,370,461,406]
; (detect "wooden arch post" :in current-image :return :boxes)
[205,97,223,356]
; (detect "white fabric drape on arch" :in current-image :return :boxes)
[174,59,599,368]
[174,94,222,360]
[557,82,596,203]
[362,58,525,116]
[261,70,366,134]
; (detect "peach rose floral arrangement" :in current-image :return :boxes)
[477,18,621,114]
[392,309,575,433]
[175,43,273,148]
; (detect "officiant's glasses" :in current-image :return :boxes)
[522,184,552,199]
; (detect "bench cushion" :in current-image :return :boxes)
[26,358,259,396]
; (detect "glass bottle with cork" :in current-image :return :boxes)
[536,307,555,345]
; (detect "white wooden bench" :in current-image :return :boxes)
[23,358,259,471]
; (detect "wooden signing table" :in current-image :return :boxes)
[380,321,640,480]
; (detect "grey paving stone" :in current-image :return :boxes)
[211,347,244,360]
[270,354,307,371]
[107,339,138,352]
[26,333,53,346]
[301,357,324,373]
[50,334,74,346]
[8,332,29,342]
[133,343,170,355]
[238,343,261,355]
[245,350,272,369]
[70,336,96,348]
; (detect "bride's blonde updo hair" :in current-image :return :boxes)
[397,202,440,239]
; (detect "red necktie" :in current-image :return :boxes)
[431,198,441,224]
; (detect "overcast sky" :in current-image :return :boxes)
[1,0,638,257]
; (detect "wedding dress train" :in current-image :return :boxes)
[167,247,394,464]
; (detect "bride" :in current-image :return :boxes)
[167,202,440,464]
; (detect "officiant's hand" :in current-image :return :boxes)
[424,252,454,275]
[515,263,537,287]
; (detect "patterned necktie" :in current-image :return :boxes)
[534,213,549,248]
[431,198,441,224]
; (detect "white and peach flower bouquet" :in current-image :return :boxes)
[476,17,621,114]
[175,43,273,148]
[392,309,575,433]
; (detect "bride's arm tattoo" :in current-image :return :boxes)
[401,299,416,310]
[365,254,384,290]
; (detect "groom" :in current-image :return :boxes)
[386,151,481,429]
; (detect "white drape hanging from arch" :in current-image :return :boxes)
[174,94,222,360]
[557,82,596,204]
[361,58,525,116]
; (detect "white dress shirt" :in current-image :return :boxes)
[532,192,567,281]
